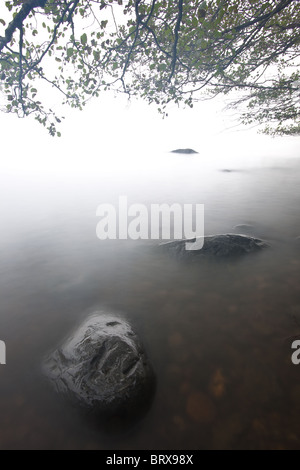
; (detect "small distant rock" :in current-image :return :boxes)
[219,169,240,173]
[233,224,254,233]
[171,149,198,154]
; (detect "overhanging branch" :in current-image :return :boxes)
[0,0,48,53]
[169,0,183,82]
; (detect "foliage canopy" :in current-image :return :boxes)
[0,0,299,136]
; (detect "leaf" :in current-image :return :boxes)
[80,33,87,45]
[5,2,12,12]
[198,8,206,20]
[0,19,6,26]
[67,48,74,58]
[192,16,198,28]
[93,50,100,61]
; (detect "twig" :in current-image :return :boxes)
[169,0,183,82]
[18,25,26,115]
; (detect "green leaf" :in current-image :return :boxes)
[80,33,87,45]
[192,17,198,28]
[0,19,6,26]
[198,8,206,20]
[67,48,74,58]
[93,50,100,61]
[5,2,12,12]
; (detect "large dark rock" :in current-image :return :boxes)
[171,148,198,154]
[43,312,156,422]
[160,234,269,260]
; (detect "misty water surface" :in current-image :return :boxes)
[0,150,300,449]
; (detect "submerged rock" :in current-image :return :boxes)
[186,391,216,424]
[43,312,156,421]
[171,148,198,154]
[233,224,255,234]
[160,234,269,260]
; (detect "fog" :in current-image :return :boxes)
[0,92,299,179]
[1,87,300,450]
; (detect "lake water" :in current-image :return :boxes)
[0,149,300,449]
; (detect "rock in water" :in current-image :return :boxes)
[171,148,198,154]
[160,234,269,260]
[43,312,156,421]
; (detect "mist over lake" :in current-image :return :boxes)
[1,147,300,449]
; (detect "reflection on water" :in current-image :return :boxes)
[0,151,300,449]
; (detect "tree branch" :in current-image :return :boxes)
[222,0,295,35]
[18,24,26,115]
[169,0,183,82]
[24,1,79,78]
[0,0,48,53]
[120,0,142,83]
